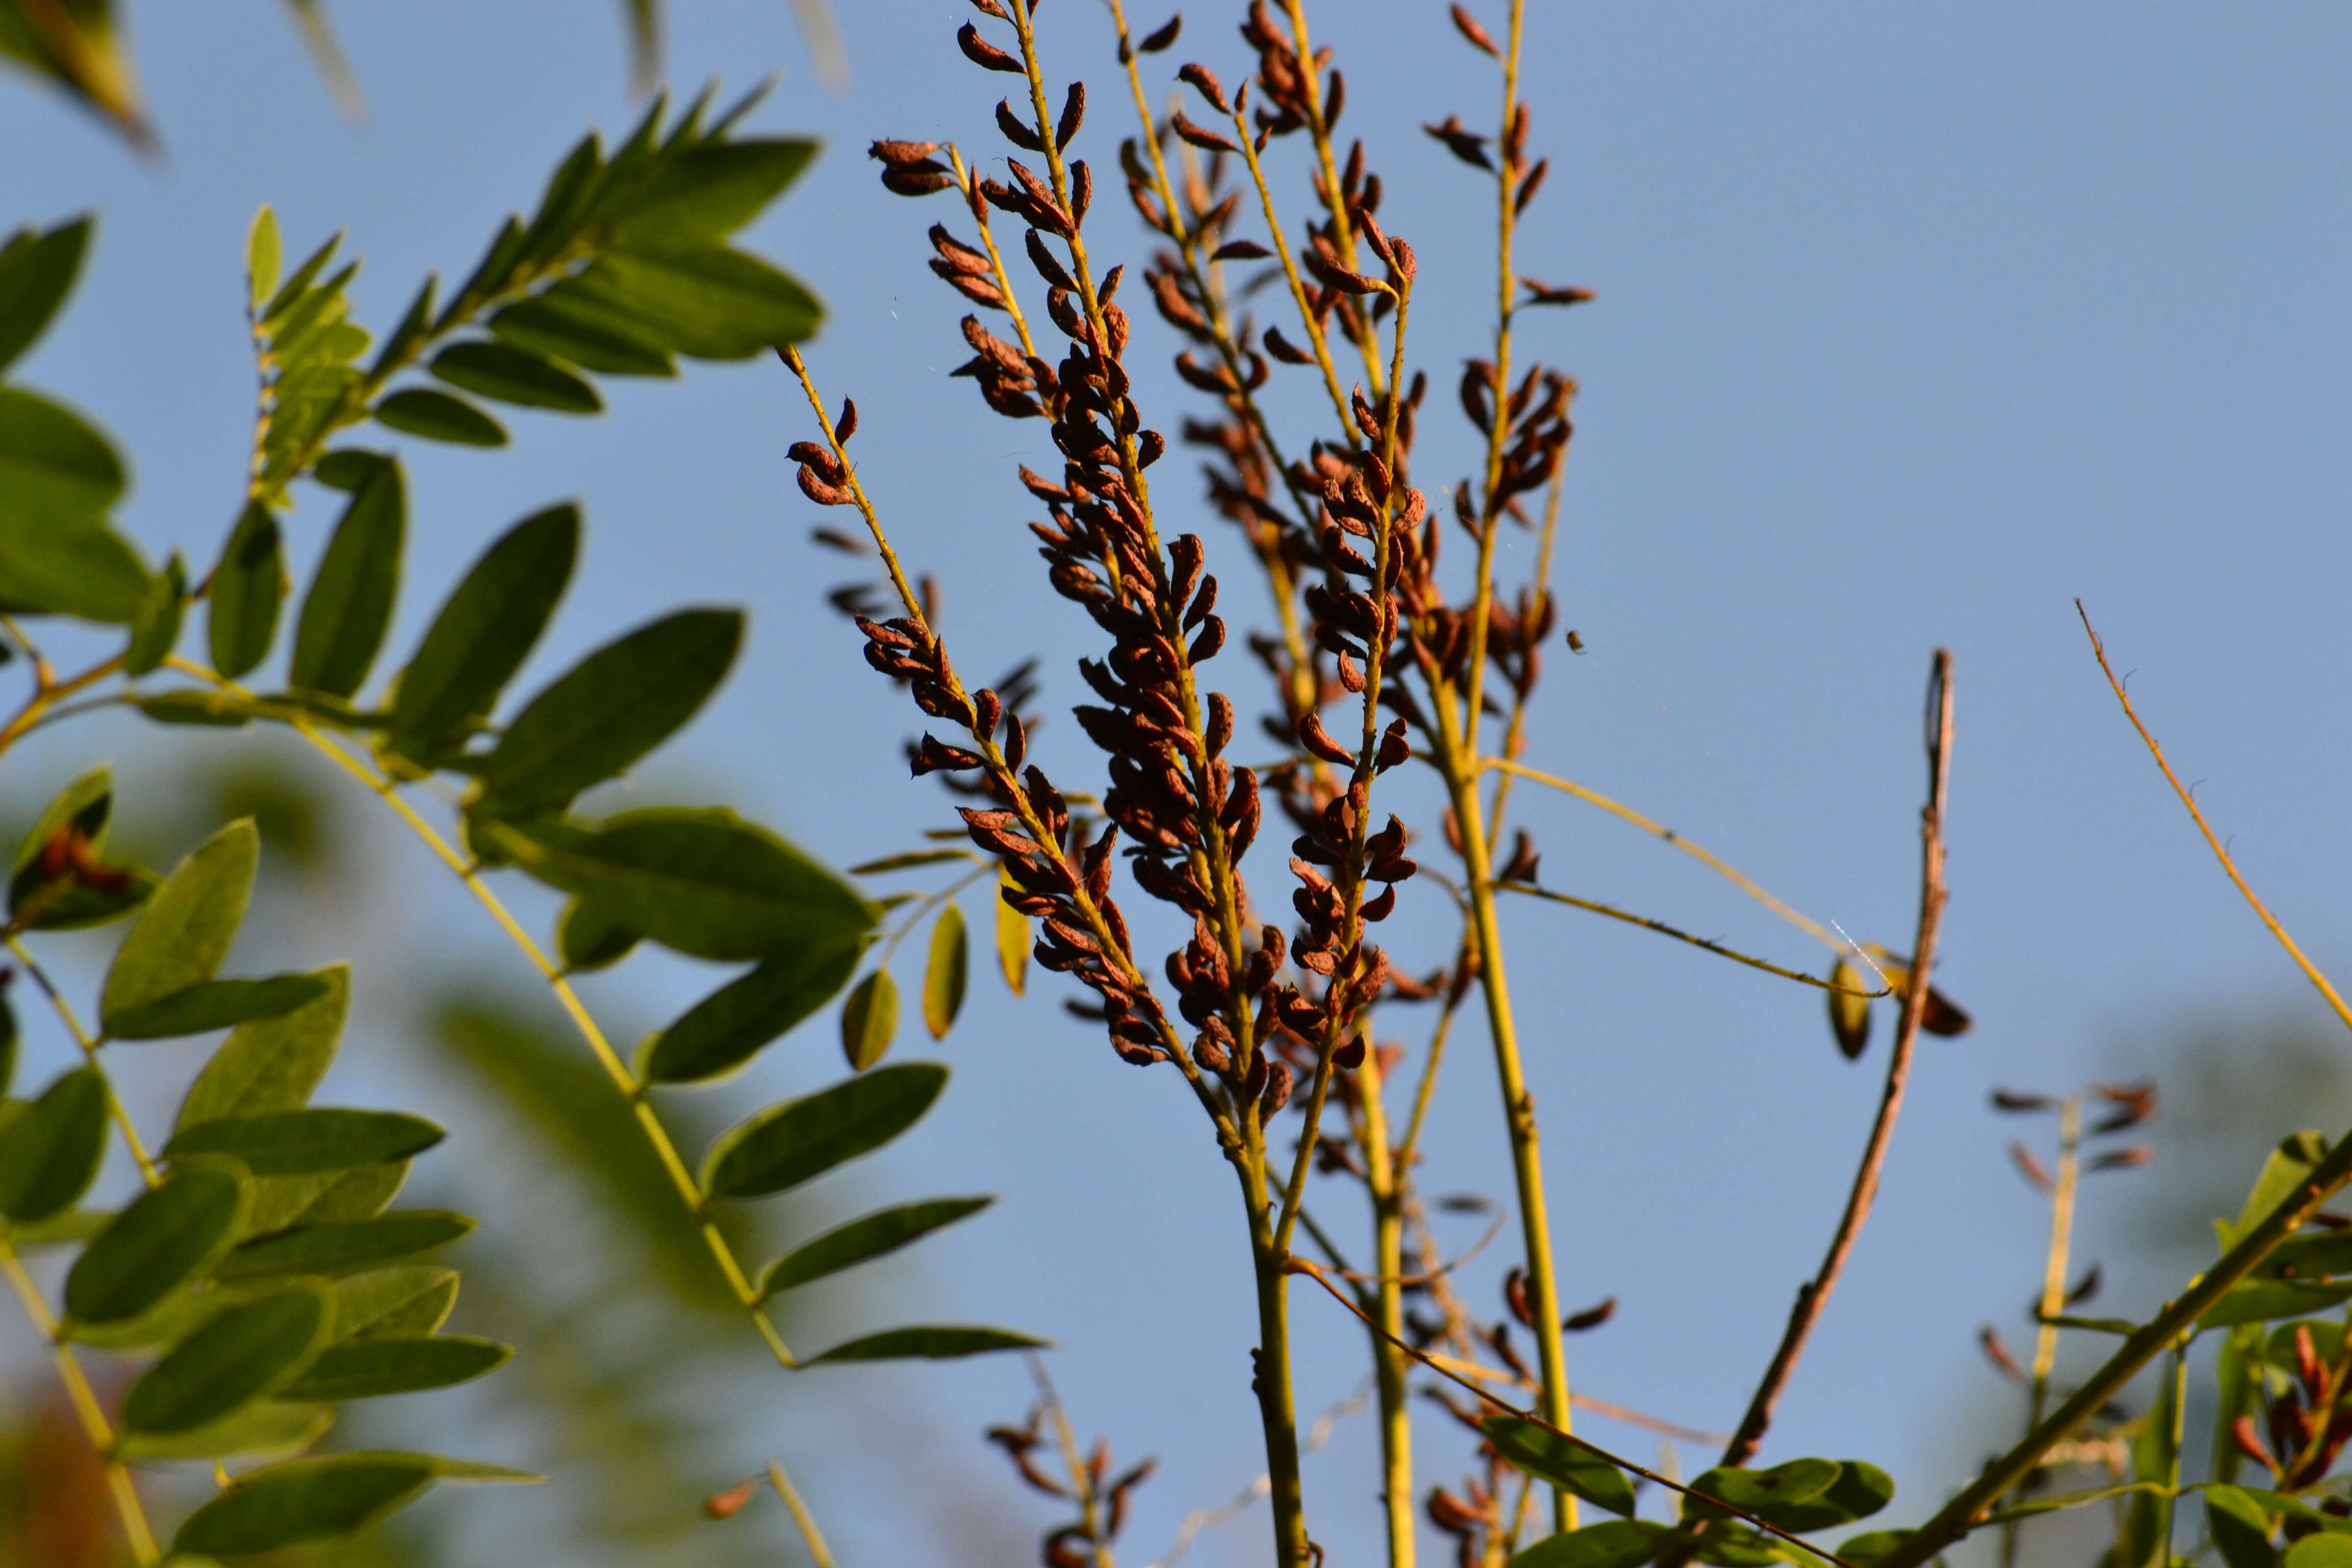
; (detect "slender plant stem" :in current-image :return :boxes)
[1718,649,1953,1468]
[0,651,125,755]
[1246,1152,1313,1568]
[2077,601,2352,1034]
[765,1459,837,1568]
[6,935,160,1187]
[1430,690,1577,1533]
[1273,0,1386,393]
[0,1240,160,1564]
[1460,0,1530,747]
[2001,1093,2080,1568]
[945,144,1042,364]
[1495,885,1889,996]
[1482,759,1842,952]
[1352,1041,1417,1568]
[1034,1356,1119,1568]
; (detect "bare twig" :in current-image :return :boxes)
[1718,649,1953,1467]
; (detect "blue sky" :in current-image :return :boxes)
[6,3,2352,1564]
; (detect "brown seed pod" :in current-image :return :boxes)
[1450,4,1499,58]
[958,21,1025,73]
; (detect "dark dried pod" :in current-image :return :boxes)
[1263,325,1313,365]
[2090,1146,2152,1173]
[1137,13,1181,53]
[1515,157,1550,216]
[1978,1325,2023,1381]
[882,164,957,198]
[1991,1088,2055,1113]
[1179,62,1231,113]
[996,98,1047,152]
[1421,114,1492,171]
[1057,81,1086,149]
[1172,111,1239,154]
[958,20,1025,72]
[1025,228,1076,289]
[1213,238,1272,262]
[2011,1139,2054,1194]
[1562,1295,1616,1332]
[1260,1058,1295,1116]
[1450,3,1499,55]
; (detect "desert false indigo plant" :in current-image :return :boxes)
[9,3,2352,1565]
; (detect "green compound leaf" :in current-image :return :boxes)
[248,1160,407,1235]
[702,1061,947,1200]
[0,384,127,512]
[172,1451,536,1557]
[121,1281,333,1435]
[0,215,91,374]
[208,501,288,679]
[840,967,897,1072]
[430,340,601,413]
[1684,1459,1878,1531]
[99,819,259,1030]
[482,806,875,963]
[807,1325,1046,1363]
[1510,1520,1677,1568]
[477,607,742,811]
[117,1400,332,1464]
[1482,1414,1637,1519]
[388,503,578,757]
[175,965,348,1132]
[213,1211,474,1281]
[0,1067,109,1221]
[373,387,507,447]
[278,1335,511,1402]
[642,940,861,1085]
[2201,1281,2352,1331]
[289,456,404,699]
[63,1158,250,1326]
[923,903,968,1040]
[756,1196,992,1300]
[333,1266,458,1341]
[164,1109,443,1177]
[105,973,331,1041]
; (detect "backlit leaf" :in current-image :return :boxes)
[923,904,967,1040]
[757,1196,991,1298]
[124,552,185,675]
[164,1109,444,1175]
[0,1067,109,1221]
[208,501,287,678]
[176,965,347,1132]
[0,214,91,373]
[550,244,820,359]
[840,968,897,1071]
[489,295,676,377]
[482,805,875,963]
[172,1453,432,1554]
[641,940,862,1085]
[1483,1414,1637,1518]
[289,456,404,698]
[808,1325,1046,1362]
[431,340,601,413]
[106,973,331,1041]
[277,1335,511,1401]
[334,1266,458,1340]
[213,1211,474,1281]
[8,764,149,930]
[1511,1520,1676,1568]
[121,1281,332,1434]
[246,206,282,309]
[388,503,577,755]
[373,387,507,447]
[997,865,1028,997]
[477,607,742,811]
[248,1159,407,1235]
[100,819,258,1028]
[606,141,818,244]
[118,1400,332,1463]
[555,897,639,972]
[702,1061,947,1199]
[63,1158,249,1325]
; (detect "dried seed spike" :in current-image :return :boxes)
[1449,3,1499,56]
[834,398,858,445]
[1179,62,1230,113]
[1138,13,1181,53]
[1057,81,1086,150]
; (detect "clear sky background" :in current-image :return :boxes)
[6,3,2352,1565]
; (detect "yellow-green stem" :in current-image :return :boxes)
[1354,1043,1417,1568]
[6,936,159,1187]
[0,1240,160,1564]
[766,1459,837,1568]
